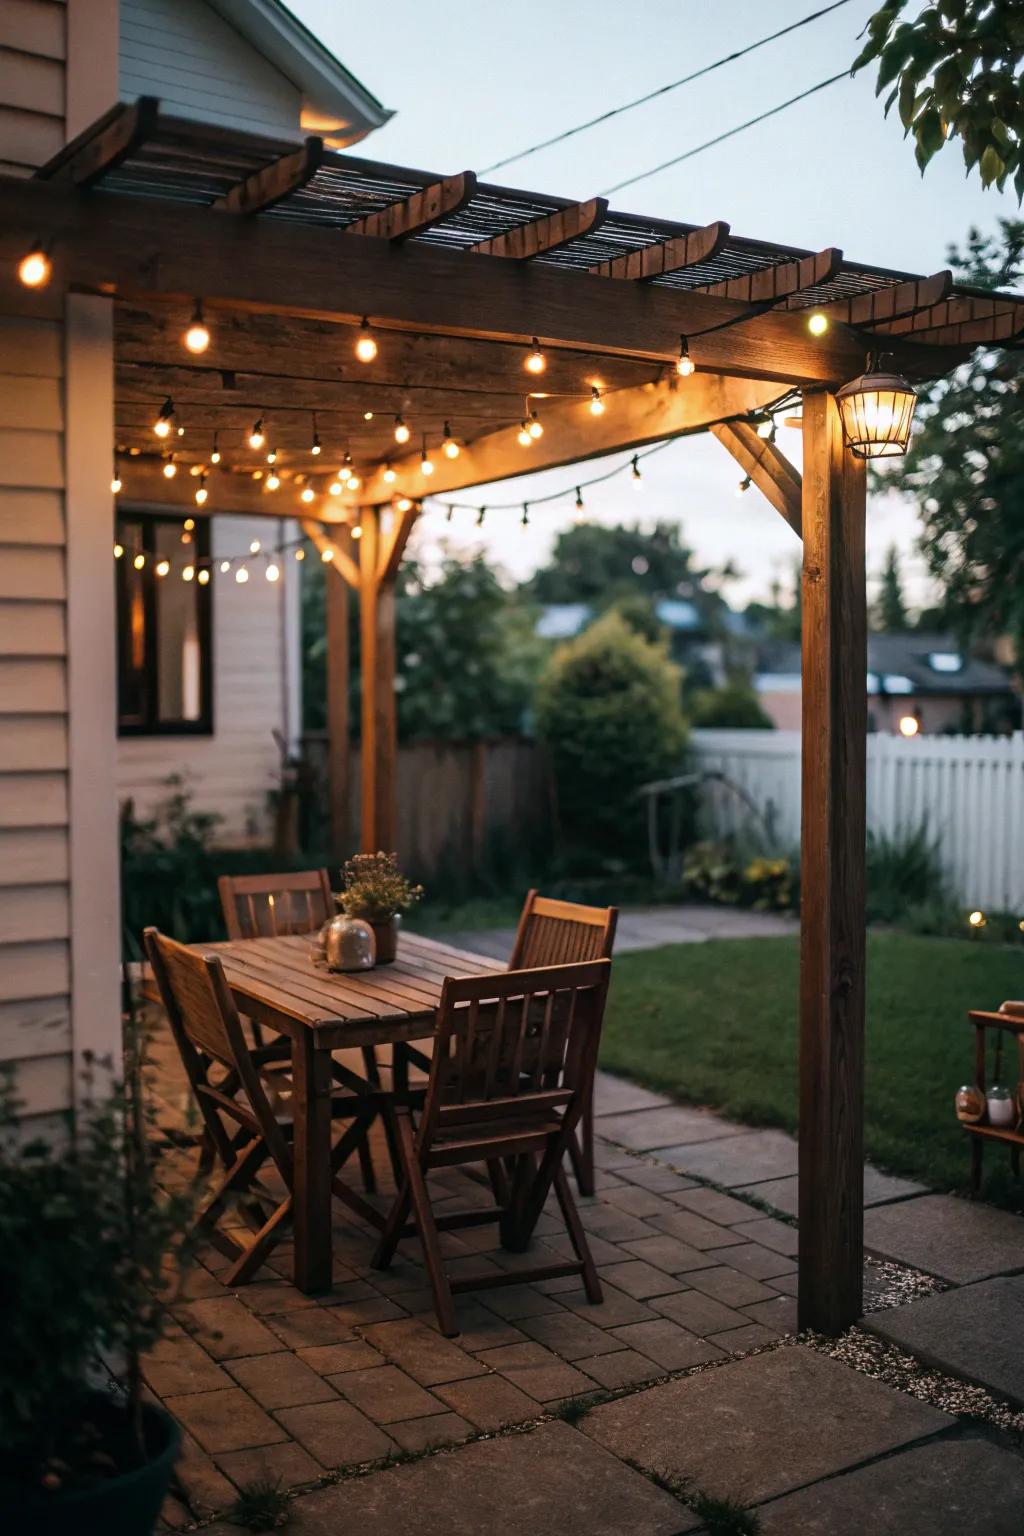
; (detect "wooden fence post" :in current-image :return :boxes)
[798,389,867,1335]
[358,507,397,852]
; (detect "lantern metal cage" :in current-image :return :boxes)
[836,356,918,459]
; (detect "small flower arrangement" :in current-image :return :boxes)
[338,851,423,924]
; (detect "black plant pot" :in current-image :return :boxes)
[4,1395,180,1536]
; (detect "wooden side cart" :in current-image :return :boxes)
[964,1001,1024,1192]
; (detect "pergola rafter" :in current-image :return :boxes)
[216,135,324,215]
[14,96,1021,1331]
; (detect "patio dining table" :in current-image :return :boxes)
[151,930,500,1294]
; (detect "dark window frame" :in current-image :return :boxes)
[116,507,214,738]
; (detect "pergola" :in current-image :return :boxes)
[9,96,1023,1336]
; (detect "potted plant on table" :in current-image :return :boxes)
[338,851,423,964]
[0,1020,193,1535]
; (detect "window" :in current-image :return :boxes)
[116,512,213,735]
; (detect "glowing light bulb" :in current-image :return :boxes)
[420,456,434,476]
[113,542,124,559]
[198,568,210,585]
[355,318,378,363]
[363,410,374,421]
[219,559,231,573]
[351,523,363,540]
[162,459,177,479]
[300,485,315,504]
[111,475,122,494]
[329,479,343,496]
[396,497,413,513]
[676,336,695,377]
[517,422,532,447]
[235,565,249,584]
[968,909,986,928]
[266,448,277,465]
[898,714,920,738]
[184,517,195,531]
[525,338,546,374]
[528,411,543,440]
[574,488,586,525]
[347,474,361,490]
[195,486,207,507]
[266,562,280,582]
[182,565,195,582]
[154,398,174,438]
[394,415,410,445]
[155,558,170,577]
[442,422,459,458]
[321,546,334,563]
[295,547,305,561]
[589,387,605,416]
[133,553,145,570]
[250,540,261,555]
[383,463,397,484]
[807,311,829,337]
[18,245,50,288]
[183,301,210,354]
[210,435,221,465]
[248,417,265,450]
[310,419,321,456]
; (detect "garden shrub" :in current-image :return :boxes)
[688,683,775,730]
[534,611,686,864]
[866,820,947,924]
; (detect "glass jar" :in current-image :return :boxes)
[323,913,376,972]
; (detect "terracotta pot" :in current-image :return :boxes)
[369,916,398,964]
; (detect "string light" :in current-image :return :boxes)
[113,542,124,559]
[250,539,262,554]
[183,300,210,354]
[355,318,378,363]
[300,485,316,504]
[210,432,221,465]
[807,310,829,336]
[182,564,195,582]
[420,437,434,476]
[517,420,532,448]
[235,565,249,584]
[442,421,460,459]
[521,502,530,526]
[528,409,543,440]
[321,546,334,562]
[446,504,454,521]
[252,469,264,481]
[133,553,146,570]
[266,471,281,491]
[329,478,343,496]
[310,413,321,456]
[589,386,605,416]
[18,242,51,288]
[194,473,208,506]
[383,463,397,484]
[676,336,696,377]
[396,497,413,513]
[266,561,280,582]
[162,457,177,479]
[736,475,752,496]
[631,454,642,486]
[184,518,195,531]
[346,472,362,490]
[351,522,363,540]
[155,558,170,578]
[219,559,231,573]
[295,547,305,561]
[574,487,586,524]
[198,568,210,585]
[477,507,486,526]
[266,448,277,465]
[363,410,374,421]
[248,416,265,450]
[525,338,546,375]
[111,471,122,495]
[154,398,175,439]
[394,414,410,445]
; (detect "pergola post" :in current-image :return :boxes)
[798,389,867,1335]
[358,507,398,852]
[324,542,350,858]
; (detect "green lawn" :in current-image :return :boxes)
[602,933,1024,1211]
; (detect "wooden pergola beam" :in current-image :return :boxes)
[798,388,867,1336]
[588,220,729,281]
[38,96,160,189]
[344,172,477,242]
[710,420,802,536]
[360,373,786,504]
[867,293,1024,348]
[377,501,420,584]
[471,198,608,260]
[0,177,895,386]
[694,247,842,306]
[301,518,360,589]
[216,136,324,216]
[809,270,952,326]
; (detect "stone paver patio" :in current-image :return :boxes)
[147,1007,1024,1534]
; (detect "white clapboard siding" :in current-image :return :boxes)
[116,516,289,842]
[0,995,70,1061]
[0,826,68,884]
[691,728,1024,910]
[0,0,65,177]
[120,0,302,137]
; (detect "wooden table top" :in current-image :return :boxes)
[178,930,501,1049]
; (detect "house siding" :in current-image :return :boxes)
[115,515,292,842]
[0,0,66,175]
[119,0,302,137]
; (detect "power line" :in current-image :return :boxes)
[480,1,853,176]
[600,71,850,197]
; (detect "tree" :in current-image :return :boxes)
[884,220,1024,676]
[534,611,686,863]
[874,545,909,632]
[854,2,1024,197]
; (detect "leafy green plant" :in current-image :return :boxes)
[231,1474,291,1530]
[741,856,794,912]
[0,1018,194,1497]
[688,684,775,730]
[535,610,687,863]
[866,820,947,924]
[339,851,424,923]
[683,841,744,906]
[690,1489,761,1535]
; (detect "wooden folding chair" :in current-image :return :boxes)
[218,868,381,1191]
[509,892,618,1195]
[144,927,383,1286]
[372,959,611,1337]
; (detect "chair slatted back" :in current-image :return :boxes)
[144,927,292,1171]
[218,869,333,941]
[509,891,617,970]
[421,960,611,1145]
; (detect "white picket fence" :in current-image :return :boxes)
[690,729,1024,910]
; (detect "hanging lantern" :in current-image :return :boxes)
[836,355,917,459]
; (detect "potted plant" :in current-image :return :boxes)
[338,851,423,964]
[0,1014,193,1534]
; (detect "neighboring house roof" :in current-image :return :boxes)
[754,633,1016,697]
[207,0,393,142]
[535,599,703,642]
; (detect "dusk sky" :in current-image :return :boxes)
[295,0,1019,609]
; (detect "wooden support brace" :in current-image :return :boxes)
[37,96,160,188]
[377,502,420,584]
[302,519,360,590]
[798,389,867,1336]
[588,220,729,281]
[471,198,608,260]
[694,247,841,306]
[216,137,324,216]
[344,172,477,242]
[359,508,397,853]
[711,420,802,537]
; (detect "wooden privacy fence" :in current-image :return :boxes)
[691,728,1024,910]
[303,735,550,879]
